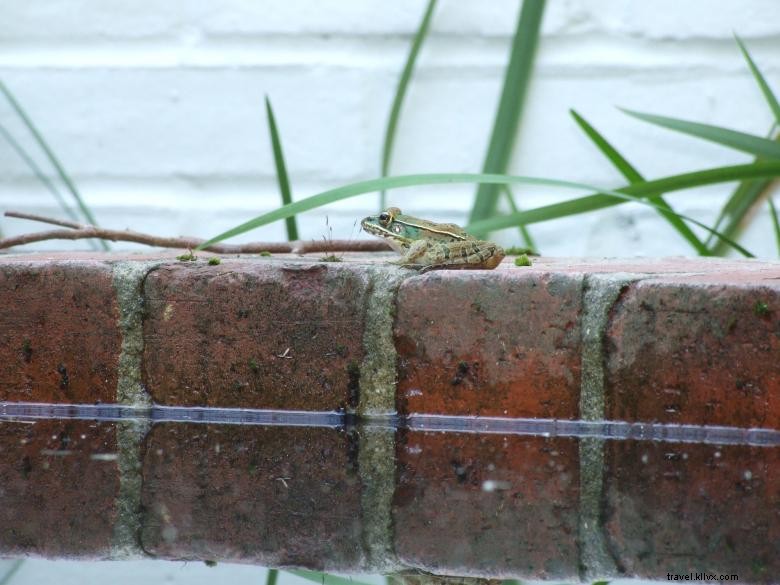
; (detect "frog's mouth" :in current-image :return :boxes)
[360,219,407,252]
[360,218,389,238]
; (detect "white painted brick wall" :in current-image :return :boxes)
[1,0,779,256]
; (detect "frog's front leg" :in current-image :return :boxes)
[390,239,433,269]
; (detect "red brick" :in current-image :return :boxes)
[605,281,780,427]
[393,430,580,578]
[142,262,369,409]
[0,420,119,557]
[603,439,780,581]
[0,260,121,403]
[140,423,364,567]
[395,271,582,418]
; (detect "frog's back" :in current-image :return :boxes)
[417,221,474,241]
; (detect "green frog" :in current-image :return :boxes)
[361,207,505,271]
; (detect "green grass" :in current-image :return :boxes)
[706,152,777,256]
[195,162,780,256]
[0,80,108,250]
[468,0,546,232]
[265,96,299,241]
[735,34,780,124]
[380,0,437,211]
[0,123,81,224]
[265,568,279,585]
[0,560,24,585]
[705,37,780,255]
[503,185,537,250]
[770,198,780,256]
[570,109,708,255]
[621,108,780,160]
[617,36,780,257]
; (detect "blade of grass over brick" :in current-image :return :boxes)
[621,108,780,159]
[770,198,780,256]
[0,80,109,250]
[468,0,546,231]
[735,34,780,125]
[286,570,374,585]
[380,0,437,211]
[571,109,708,255]
[197,162,780,251]
[198,172,600,249]
[504,185,537,250]
[705,128,779,254]
[265,96,298,241]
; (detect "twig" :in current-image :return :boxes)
[5,211,86,230]
[1,211,392,254]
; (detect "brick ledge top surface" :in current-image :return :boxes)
[1,250,779,276]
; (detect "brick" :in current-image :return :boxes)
[143,261,368,410]
[140,422,363,568]
[0,260,121,403]
[0,420,119,557]
[393,430,580,578]
[395,271,582,418]
[605,280,780,427]
[602,439,780,581]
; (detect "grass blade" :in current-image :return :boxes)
[0,80,108,250]
[0,123,81,223]
[622,108,780,159]
[705,126,778,254]
[468,161,780,238]
[504,185,537,250]
[0,560,25,585]
[0,122,102,251]
[380,0,437,210]
[490,184,755,257]
[735,34,780,124]
[570,109,642,182]
[265,569,279,585]
[468,0,546,229]
[286,570,374,585]
[770,197,780,256]
[197,162,780,252]
[570,109,709,255]
[265,96,298,241]
[708,173,776,256]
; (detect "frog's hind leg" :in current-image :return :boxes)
[434,240,505,270]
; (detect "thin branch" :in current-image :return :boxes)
[1,211,392,254]
[5,211,86,230]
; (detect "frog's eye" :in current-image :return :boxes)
[378,212,391,224]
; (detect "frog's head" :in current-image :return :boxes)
[360,207,414,250]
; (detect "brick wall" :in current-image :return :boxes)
[1,1,779,256]
[0,252,779,581]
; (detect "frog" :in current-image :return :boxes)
[360,207,505,271]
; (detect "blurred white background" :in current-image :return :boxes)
[1,0,779,257]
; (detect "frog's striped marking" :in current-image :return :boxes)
[391,217,469,241]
